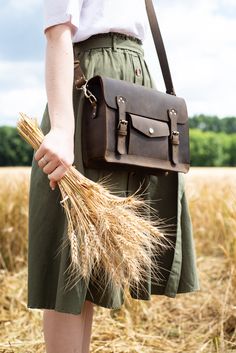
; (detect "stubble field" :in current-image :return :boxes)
[0,167,236,353]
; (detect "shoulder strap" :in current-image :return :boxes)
[145,0,176,95]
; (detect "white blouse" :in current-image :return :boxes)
[43,0,150,43]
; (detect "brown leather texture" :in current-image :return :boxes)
[129,114,170,138]
[74,60,87,89]
[81,76,190,174]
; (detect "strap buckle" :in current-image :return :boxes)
[117,119,128,136]
[168,108,179,164]
[80,82,97,105]
[171,130,180,145]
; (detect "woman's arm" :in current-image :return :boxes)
[34,23,75,190]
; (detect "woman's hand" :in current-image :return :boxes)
[34,127,74,190]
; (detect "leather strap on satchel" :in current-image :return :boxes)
[74,60,87,89]
[145,0,175,96]
[145,0,179,163]
[74,0,176,97]
[116,96,128,155]
[168,109,180,164]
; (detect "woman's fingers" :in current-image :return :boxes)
[48,164,68,183]
[34,144,47,162]
[43,159,60,175]
[49,179,57,191]
[36,150,67,190]
[38,156,69,190]
[38,156,49,169]
[34,129,74,191]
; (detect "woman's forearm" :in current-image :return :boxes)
[45,24,75,134]
[34,24,76,190]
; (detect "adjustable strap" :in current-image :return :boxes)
[116,96,128,155]
[74,1,175,96]
[168,109,179,164]
[74,60,87,89]
[145,0,176,96]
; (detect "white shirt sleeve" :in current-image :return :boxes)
[43,0,84,33]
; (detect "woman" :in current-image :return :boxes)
[28,1,199,352]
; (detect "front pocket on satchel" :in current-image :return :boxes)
[128,113,170,160]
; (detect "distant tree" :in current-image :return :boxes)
[0,126,33,166]
[220,117,236,134]
[190,129,236,166]
[190,129,223,166]
[189,115,221,132]
[225,135,236,165]
[189,115,236,134]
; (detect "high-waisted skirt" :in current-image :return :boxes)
[27,32,200,315]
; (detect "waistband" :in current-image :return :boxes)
[73,32,144,56]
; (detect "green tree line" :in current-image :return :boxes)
[0,126,33,166]
[189,115,236,166]
[0,115,236,167]
[190,129,236,166]
[189,114,236,134]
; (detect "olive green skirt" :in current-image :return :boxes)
[27,33,200,315]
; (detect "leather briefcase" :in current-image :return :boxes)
[76,0,190,174]
[81,76,189,174]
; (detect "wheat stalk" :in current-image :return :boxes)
[17,113,172,295]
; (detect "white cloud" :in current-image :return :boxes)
[0,88,46,126]
[0,61,46,125]
[4,0,41,14]
[0,61,44,89]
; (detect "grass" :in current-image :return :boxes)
[0,167,236,352]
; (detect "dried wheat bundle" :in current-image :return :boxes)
[17,113,172,295]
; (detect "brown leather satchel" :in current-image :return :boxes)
[75,0,190,174]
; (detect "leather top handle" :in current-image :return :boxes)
[145,0,176,96]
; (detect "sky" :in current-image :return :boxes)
[0,0,236,126]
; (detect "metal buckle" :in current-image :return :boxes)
[171,130,180,145]
[172,130,179,136]
[117,119,128,129]
[80,81,97,105]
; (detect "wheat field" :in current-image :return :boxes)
[0,167,236,353]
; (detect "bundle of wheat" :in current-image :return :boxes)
[17,113,171,295]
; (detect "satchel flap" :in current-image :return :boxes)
[129,114,170,137]
[87,76,188,124]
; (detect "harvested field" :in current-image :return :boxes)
[0,167,235,352]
